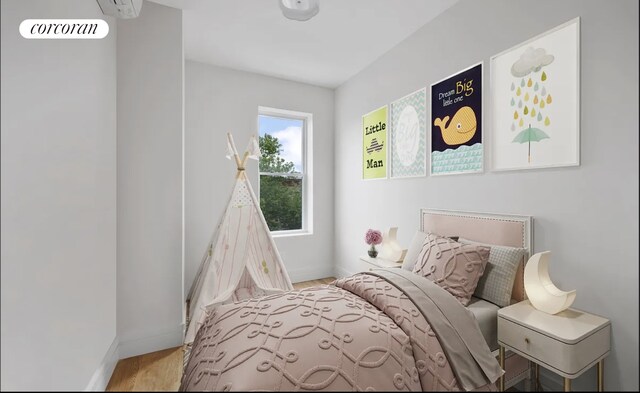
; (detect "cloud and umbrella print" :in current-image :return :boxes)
[509,47,554,163]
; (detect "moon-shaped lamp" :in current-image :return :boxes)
[524,251,576,314]
[379,227,408,262]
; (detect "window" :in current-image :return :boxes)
[258,107,312,235]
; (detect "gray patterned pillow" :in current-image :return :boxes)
[412,233,490,306]
[458,237,526,307]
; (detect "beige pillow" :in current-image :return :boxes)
[401,231,428,271]
[402,231,460,271]
[412,233,490,306]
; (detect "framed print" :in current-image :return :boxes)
[430,62,483,176]
[362,105,388,180]
[390,88,426,178]
[491,18,580,171]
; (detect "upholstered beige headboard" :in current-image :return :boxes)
[420,209,533,303]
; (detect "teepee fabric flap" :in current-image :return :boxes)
[225,137,235,160]
[246,135,261,160]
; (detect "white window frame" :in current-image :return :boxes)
[257,106,313,237]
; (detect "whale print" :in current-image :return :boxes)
[433,106,477,145]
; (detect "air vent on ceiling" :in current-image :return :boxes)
[96,0,143,19]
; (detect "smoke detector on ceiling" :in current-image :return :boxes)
[280,0,319,21]
[96,0,143,19]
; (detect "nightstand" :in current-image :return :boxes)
[358,255,402,272]
[497,300,610,392]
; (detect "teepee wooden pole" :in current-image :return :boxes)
[228,133,250,179]
[227,133,242,168]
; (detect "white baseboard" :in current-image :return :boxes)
[85,336,119,391]
[288,265,335,283]
[118,325,184,360]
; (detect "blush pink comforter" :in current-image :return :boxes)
[181,272,500,391]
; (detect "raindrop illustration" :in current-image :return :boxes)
[534,82,539,91]
[540,100,546,108]
[511,123,515,131]
[524,92,530,102]
[511,82,515,91]
[541,87,547,96]
[541,71,547,81]
[546,95,553,104]
[531,108,536,117]
[544,116,551,126]
[527,78,533,87]
[511,98,515,106]
[524,106,529,115]
[533,95,539,105]
[514,110,519,119]
[537,113,543,121]
[516,87,521,96]
[518,100,523,108]
[519,118,524,127]
[521,79,525,87]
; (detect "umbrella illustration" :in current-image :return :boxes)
[512,124,549,163]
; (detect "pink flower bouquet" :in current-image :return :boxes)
[365,229,382,258]
[365,229,383,245]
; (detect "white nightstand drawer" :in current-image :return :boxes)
[498,316,610,377]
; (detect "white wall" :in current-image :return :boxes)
[116,1,184,358]
[334,0,638,390]
[0,0,117,390]
[185,61,334,292]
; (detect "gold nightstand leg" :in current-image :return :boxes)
[597,359,604,391]
[534,363,540,391]
[499,346,505,392]
[564,377,571,391]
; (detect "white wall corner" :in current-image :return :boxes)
[333,265,355,280]
[85,336,119,391]
[118,325,184,360]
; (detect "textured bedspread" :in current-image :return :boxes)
[180,271,502,391]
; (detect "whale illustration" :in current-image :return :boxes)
[433,106,477,145]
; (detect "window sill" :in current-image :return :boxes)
[271,230,313,238]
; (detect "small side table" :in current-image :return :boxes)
[358,255,402,272]
[497,300,610,391]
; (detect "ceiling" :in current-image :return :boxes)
[150,0,458,88]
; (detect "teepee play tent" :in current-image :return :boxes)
[184,133,293,344]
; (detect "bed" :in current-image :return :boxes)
[180,209,533,391]
[418,209,533,390]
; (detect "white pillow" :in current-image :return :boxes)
[401,231,427,271]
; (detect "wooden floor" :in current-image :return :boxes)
[292,276,335,290]
[106,347,183,391]
[106,277,336,392]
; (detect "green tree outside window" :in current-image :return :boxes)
[259,134,302,231]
